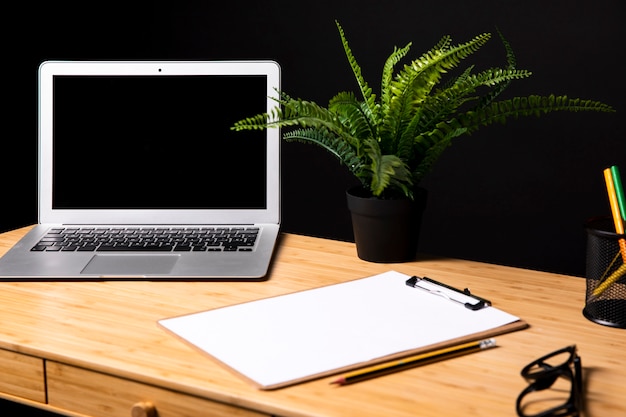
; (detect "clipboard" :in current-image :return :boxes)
[158,271,528,389]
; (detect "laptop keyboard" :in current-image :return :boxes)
[31,227,259,253]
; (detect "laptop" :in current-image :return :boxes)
[0,60,281,280]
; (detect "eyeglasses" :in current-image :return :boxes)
[516,345,583,417]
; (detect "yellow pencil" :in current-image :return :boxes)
[604,168,626,263]
[592,263,626,299]
[330,338,497,385]
[590,168,626,300]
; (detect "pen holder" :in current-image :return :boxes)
[583,217,626,328]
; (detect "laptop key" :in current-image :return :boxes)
[96,244,174,252]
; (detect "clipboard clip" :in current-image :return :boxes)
[406,276,492,310]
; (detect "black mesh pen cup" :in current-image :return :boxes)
[583,217,626,328]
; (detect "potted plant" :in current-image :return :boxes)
[232,21,615,263]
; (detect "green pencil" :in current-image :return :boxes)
[610,165,626,221]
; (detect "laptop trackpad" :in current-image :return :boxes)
[81,254,180,275]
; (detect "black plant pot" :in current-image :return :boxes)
[346,186,428,263]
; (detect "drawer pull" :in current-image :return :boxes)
[131,401,156,417]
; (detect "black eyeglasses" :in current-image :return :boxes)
[516,345,583,417]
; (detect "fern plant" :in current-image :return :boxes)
[233,21,614,200]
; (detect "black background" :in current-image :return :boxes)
[4,1,625,278]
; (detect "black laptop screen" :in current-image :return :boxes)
[52,75,268,210]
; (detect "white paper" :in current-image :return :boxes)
[158,271,520,388]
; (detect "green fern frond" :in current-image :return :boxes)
[441,65,474,91]
[278,95,345,130]
[396,110,423,161]
[431,67,532,108]
[363,139,412,197]
[477,68,532,86]
[476,29,518,109]
[459,94,615,130]
[432,35,453,53]
[412,124,467,184]
[380,32,492,152]
[328,91,376,141]
[413,119,466,158]
[381,42,413,110]
[393,32,492,100]
[336,21,377,116]
[412,68,532,135]
[498,27,517,69]
[231,112,274,131]
[283,127,364,177]
[390,32,492,104]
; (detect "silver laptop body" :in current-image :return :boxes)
[0,60,281,280]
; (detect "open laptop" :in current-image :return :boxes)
[0,60,281,280]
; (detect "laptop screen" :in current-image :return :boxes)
[38,61,281,226]
[52,75,267,210]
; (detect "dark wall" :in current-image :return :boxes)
[4,1,624,277]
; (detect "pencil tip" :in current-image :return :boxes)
[330,378,345,385]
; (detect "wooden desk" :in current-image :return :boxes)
[0,226,624,417]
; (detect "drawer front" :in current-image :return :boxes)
[0,348,46,403]
[46,362,270,417]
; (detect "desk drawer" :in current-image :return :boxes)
[47,362,270,417]
[0,348,46,403]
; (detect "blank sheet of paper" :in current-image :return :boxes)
[158,270,524,389]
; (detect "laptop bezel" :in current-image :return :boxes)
[37,60,281,226]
